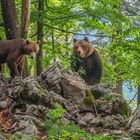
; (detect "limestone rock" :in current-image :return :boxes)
[102,115,124,129]
[37,61,63,94]
[110,130,123,135]
[127,105,140,136]
[78,120,88,127]
[0,101,7,109]
[61,70,90,109]
[79,112,95,124]
[89,84,113,99]
[38,62,95,111]
[90,117,102,127]
[15,119,38,136]
[15,77,48,105]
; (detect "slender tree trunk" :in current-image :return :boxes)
[21,0,30,39]
[115,79,123,95]
[65,34,69,56]
[111,4,123,95]
[111,55,123,95]
[21,0,30,77]
[36,0,44,76]
[113,60,123,95]
[0,0,20,39]
[51,27,56,62]
[137,85,140,105]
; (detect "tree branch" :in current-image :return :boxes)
[45,24,118,39]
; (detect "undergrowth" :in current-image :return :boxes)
[45,103,113,140]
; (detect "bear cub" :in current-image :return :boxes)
[0,38,40,77]
[73,37,103,85]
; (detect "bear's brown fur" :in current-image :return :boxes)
[73,37,103,85]
[0,38,40,77]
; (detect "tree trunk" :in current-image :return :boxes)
[51,27,56,62]
[36,0,44,76]
[21,0,30,77]
[0,0,20,39]
[115,79,123,95]
[21,0,30,39]
[111,55,123,95]
[65,34,69,56]
[137,85,140,105]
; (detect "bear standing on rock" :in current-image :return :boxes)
[73,37,103,85]
[0,38,40,77]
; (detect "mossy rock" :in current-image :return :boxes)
[84,88,95,107]
[111,94,131,117]
[34,82,46,94]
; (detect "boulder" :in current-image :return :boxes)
[37,61,63,95]
[0,101,7,109]
[38,62,95,111]
[89,84,113,99]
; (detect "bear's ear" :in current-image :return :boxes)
[84,37,89,43]
[26,40,31,44]
[36,40,41,45]
[73,38,77,43]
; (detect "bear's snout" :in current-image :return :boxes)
[30,56,34,59]
[77,50,81,55]
[30,52,35,59]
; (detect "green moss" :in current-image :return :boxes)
[7,134,38,140]
[103,94,119,101]
[111,95,131,117]
[0,132,38,140]
[34,82,46,94]
[101,94,131,117]
[84,88,95,106]
[118,101,131,117]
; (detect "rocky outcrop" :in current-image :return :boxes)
[0,62,133,139]
[38,62,94,110]
[37,62,63,95]
[127,105,140,138]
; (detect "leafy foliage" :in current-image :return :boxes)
[45,103,113,140]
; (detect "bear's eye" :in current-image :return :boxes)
[74,46,78,49]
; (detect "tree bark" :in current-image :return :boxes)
[0,0,20,39]
[36,0,44,76]
[21,0,30,77]
[21,0,30,39]
[137,85,140,105]
[111,54,123,95]
[115,79,123,95]
[65,34,69,56]
[51,27,56,62]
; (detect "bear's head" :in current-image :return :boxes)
[23,40,40,59]
[73,37,94,59]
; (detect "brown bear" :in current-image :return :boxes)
[0,38,40,77]
[73,37,103,85]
